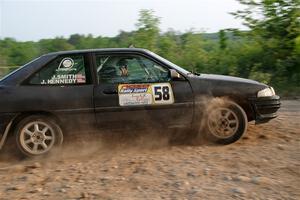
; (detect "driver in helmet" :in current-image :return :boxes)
[118,59,129,77]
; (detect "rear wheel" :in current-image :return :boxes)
[204,99,248,144]
[15,115,63,157]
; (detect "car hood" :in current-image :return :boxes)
[198,74,261,85]
[187,73,268,98]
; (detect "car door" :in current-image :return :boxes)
[20,53,95,132]
[92,52,194,131]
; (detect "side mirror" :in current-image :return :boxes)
[170,69,184,80]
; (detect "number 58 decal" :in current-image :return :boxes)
[152,83,174,104]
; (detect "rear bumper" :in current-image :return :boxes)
[0,113,16,149]
[250,95,281,124]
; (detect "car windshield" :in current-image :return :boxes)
[147,51,193,75]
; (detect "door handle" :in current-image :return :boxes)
[103,88,118,94]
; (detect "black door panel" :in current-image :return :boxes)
[3,85,95,131]
[94,81,193,130]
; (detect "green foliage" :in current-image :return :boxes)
[0,6,299,94]
[179,33,209,72]
[133,9,160,51]
[249,65,272,84]
[232,0,300,89]
[295,35,300,53]
[219,30,227,49]
[157,32,180,62]
[39,37,74,54]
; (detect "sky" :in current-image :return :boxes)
[0,0,246,41]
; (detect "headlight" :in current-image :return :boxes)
[257,87,276,97]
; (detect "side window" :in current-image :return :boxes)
[96,54,170,84]
[29,54,88,85]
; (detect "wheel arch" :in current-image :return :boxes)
[9,111,63,137]
[0,111,63,150]
[212,95,255,122]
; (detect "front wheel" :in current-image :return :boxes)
[15,115,63,157]
[203,99,248,144]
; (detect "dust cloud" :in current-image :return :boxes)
[0,96,230,161]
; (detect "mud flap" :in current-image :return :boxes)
[0,121,13,150]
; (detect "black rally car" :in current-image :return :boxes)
[0,48,280,157]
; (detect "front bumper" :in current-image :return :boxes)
[250,95,281,124]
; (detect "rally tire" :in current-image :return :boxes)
[203,99,248,144]
[15,115,63,157]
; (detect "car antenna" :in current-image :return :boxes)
[129,44,135,48]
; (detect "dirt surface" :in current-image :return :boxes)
[0,100,299,200]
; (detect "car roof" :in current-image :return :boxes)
[44,48,150,56]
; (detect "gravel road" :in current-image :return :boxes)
[0,100,299,200]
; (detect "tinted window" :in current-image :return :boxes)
[29,55,87,85]
[96,54,170,84]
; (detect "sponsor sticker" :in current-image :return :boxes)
[118,83,174,106]
[57,58,76,72]
[119,84,150,94]
[41,74,86,84]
